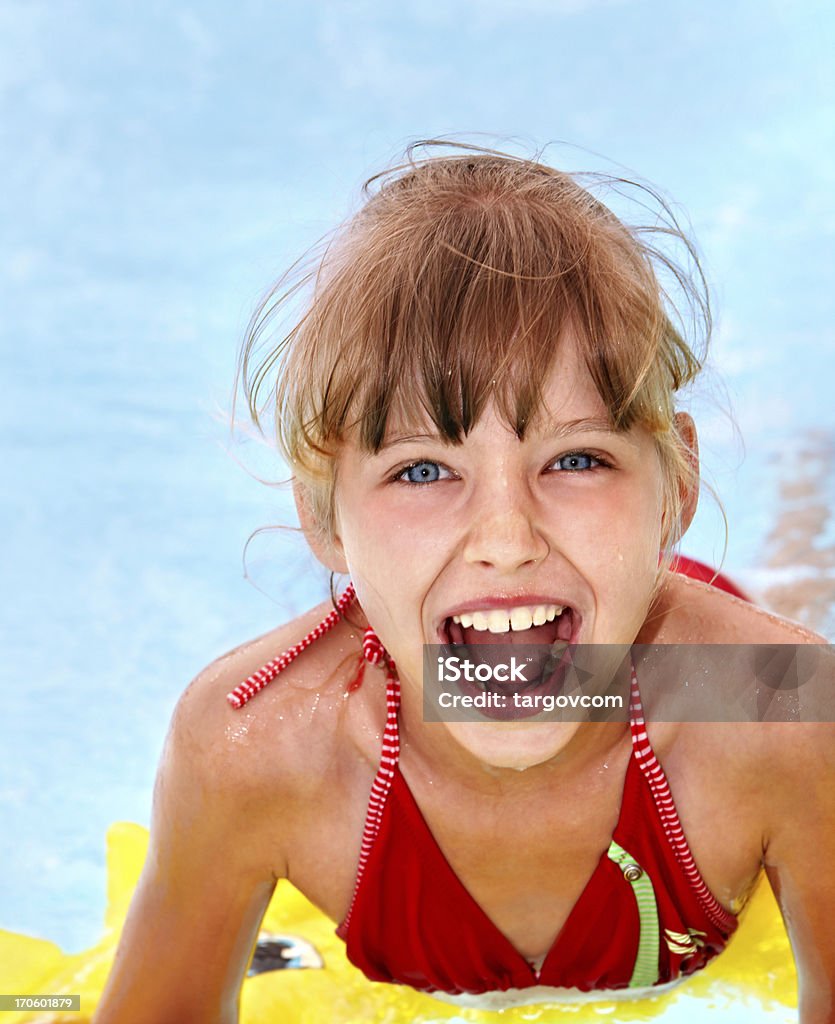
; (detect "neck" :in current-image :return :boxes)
[633,571,680,644]
[395,682,633,797]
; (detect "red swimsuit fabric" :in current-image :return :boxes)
[336,682,737,995]
[335,558,743,995]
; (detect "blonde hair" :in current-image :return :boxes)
[239,143,709,566]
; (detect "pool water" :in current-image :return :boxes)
[1,5,833,1021]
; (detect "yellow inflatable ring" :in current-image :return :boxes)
[0,822,797,1023]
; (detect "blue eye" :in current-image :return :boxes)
[552,452,601,471]
[396,461,450,484]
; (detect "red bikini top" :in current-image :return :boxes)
[227,559,745,997]
[334,667,737,996]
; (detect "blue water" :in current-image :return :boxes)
[1,9,833,1020]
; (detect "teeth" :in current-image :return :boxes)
[472,611,490,631]
[486,610,510,633]
[510,607,533,631]
[451,604,565,633]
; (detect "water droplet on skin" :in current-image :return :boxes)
[225,723,250,743]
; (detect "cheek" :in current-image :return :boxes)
[578,475,663,554]
[336,506,437,637]
[340,482,451,577]
[607,489,666,616]
[570,472,664,613]
[343,518,441,582]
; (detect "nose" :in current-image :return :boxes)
[462,491,550,574]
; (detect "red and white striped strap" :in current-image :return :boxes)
[339,665,401,935]
[226,583,358,708]
[628,665,735,932]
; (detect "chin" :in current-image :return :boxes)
[445,721,582,771]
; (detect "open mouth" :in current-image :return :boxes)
[434,604,582,720]
[438,604,579,647]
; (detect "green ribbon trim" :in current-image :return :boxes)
[607,840,659,988]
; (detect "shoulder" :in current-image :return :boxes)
[94,604,375,1022]
[645,569,828,644]
[165,601,376,816]
[642,569,833,790]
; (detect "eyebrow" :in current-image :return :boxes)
[373,433,442,455]
[537,416,619,438]
[374,417,620,453]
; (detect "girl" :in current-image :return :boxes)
[94,145,835,1023]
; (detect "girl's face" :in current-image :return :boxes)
[332,336,668,771]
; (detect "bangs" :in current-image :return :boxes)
[333,224,585,451]
[240,147,707,525]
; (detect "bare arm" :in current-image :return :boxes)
[765,722,835,1024]
[93,676,285,1024]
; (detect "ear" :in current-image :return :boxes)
[671,411,700,540]
[292,478,350,574]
